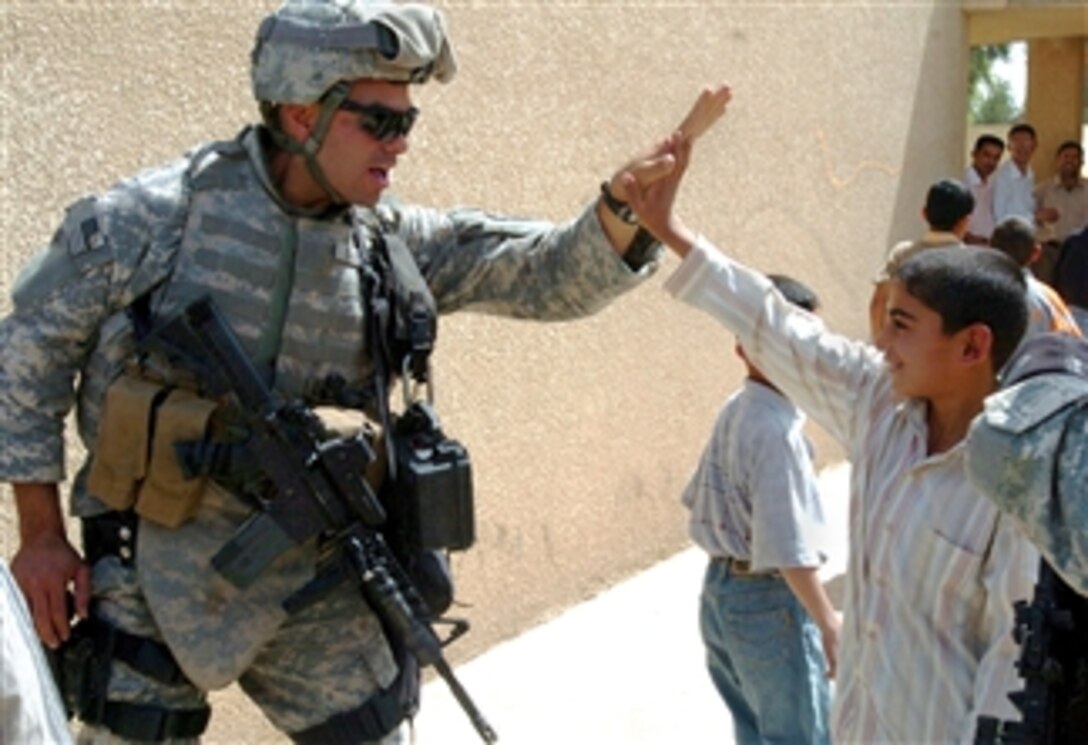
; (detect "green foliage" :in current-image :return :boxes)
[968,44,1022,125]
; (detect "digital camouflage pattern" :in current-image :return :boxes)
[966,334,1088,597]
[251,0,457,104]
[0,118,657,732]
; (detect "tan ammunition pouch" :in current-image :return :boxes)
[88,374,219,528]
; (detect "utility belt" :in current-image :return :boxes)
[88,369,473,612]
[78,368,475,740]
[712,555,782,579]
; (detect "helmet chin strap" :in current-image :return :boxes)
[268,82,351,206]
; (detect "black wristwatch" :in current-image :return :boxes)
[622,227,660,270]
[599,181,638,225]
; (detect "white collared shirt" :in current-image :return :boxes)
[965,166,997,240]
[665,239,1039,743]
[681,378,829,571]
[993,159,1036,223]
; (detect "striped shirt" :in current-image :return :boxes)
[665,238,1039,743]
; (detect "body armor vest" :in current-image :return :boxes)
[138,132,435,413]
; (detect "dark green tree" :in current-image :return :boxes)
[969,44,1022,124]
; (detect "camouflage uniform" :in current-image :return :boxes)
[966,334,1088,597]
[0,1,659,741]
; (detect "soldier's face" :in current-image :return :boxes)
[320,79,415,206]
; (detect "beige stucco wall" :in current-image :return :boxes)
[0,1,986,739]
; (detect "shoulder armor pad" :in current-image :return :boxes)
[13,196,113,308]
[188,139,251,194]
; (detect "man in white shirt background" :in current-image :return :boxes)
[993,123,1043,226]
[964,134,1005,246]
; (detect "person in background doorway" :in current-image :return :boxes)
[868,178,973,339]
[993,123,1041,226]
[1034,140,1088,284]
[1054,225,1088,331]
[989,216,1081,339]
[964,134,1005,246]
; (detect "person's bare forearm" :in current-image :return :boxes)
[781,566,838,631]
[11,482,90,646]
[13,483,65,541]
[782,565,840,677]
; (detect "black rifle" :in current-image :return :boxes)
[139,296,497,743]
[975,559,1088,744]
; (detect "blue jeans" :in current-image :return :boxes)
[699,559,831,745]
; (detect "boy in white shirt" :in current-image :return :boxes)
[682,273,838,745]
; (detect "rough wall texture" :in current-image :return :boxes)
[1,1,968,740]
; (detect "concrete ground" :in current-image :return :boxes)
[412,545,735,744]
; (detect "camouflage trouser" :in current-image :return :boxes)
[84,556,403,743]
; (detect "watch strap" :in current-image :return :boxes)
[599,181,638,225]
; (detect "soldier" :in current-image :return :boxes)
[0,1,729,742]
[965,333,1088,741]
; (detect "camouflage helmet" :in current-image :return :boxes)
[252,0,457,105]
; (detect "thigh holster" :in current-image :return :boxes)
[50,613,211,741]
[290,683,407,744]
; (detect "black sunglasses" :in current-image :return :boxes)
[338,100,419,142]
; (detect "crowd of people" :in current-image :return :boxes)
[1,1,1086,743]
[966,126,1088,326]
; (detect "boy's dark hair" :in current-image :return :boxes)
[924,179,975,232]
[1008,123,1037,140]
[894,247,1027,373]
[990,216,1037,268]
[973,134,1005,153]
[768,273,820,312]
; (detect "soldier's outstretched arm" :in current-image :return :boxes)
[597,83,732,257]
[10,482,90,648]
